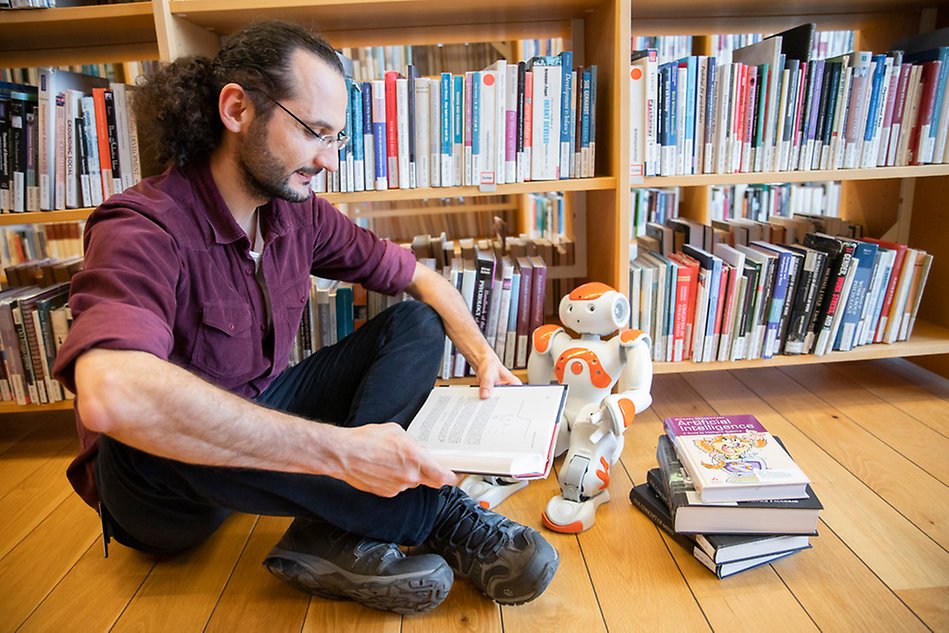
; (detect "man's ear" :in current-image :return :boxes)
[219,82,251,133]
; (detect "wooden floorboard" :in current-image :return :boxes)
[0,359,946,632]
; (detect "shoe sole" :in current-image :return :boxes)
[264,547,453,615]
[490,551,560,605]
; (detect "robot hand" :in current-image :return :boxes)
[598,393,637,437]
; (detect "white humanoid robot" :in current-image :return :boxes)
[461,282,653,533]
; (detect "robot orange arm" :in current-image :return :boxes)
[527,324,563,385]
[601,329,653,432]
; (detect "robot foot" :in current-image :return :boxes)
[458,475,529,510]
[540,490,612,534]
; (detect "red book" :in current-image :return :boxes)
[384,70,400,189]
[669,252,699,360]
[862,237,909,343]
[908,60,941,165]
[669,257,694,362]
[91,88,113,199]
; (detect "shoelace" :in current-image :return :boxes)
[433,497,508,558]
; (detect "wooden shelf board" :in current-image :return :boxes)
[0,2,158,61]
[321,177,615,205]
[631,0,936,20]
[170,0,600,37]
[0,209,93,226]
[0,400,73,415]
[653,320,949,374]
[636,165,949,188]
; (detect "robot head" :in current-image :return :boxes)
[559,282,629,336]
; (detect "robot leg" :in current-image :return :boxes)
[459,475,529,510]
[541,421,619,533]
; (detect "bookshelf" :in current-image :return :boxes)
[0,0,946,417]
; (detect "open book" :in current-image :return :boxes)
[406,384,568,479]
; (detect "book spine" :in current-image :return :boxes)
[361,81,375,191]
[384,71,400,189]
[371,79,388,190]
[559,51,573,179]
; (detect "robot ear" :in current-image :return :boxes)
[611,293,630,328]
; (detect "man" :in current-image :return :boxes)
[52,21,558,615]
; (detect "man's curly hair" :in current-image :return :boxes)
[132,20,343,168]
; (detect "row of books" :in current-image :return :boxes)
[0,272,81,404]
[1,221,84,278]
[0,68,142,213]
[340,43,517,85]
[349,195,517,245]
[291,234,572,376]
[631,213,933,363]
[631,181,840,241]
[312,51,599,194]
[630,24,949,178]
[709,181,842,222]
[710,30,855,66]
[1,0,133,7]
[630,414,822,578]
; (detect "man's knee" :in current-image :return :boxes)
[389,301,445,344]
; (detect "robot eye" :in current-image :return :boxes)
[568,305,573,312]
[587,304,595,312]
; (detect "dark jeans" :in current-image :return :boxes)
[95,301,446,555]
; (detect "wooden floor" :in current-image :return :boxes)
[0,358,947,632]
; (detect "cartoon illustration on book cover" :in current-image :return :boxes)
[695,432,769,482]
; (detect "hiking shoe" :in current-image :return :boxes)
[263,518,453,615]
[424,487,559,605]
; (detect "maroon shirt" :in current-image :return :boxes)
[52,159,417,509]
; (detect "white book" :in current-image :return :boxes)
[714,63,732,175]
[877,60,903,167]
[63,89,83,208]
[478,68,498,187]
[415,77,431,189]
[829,64,852,170]
[630,53,650,179]
[488,61,507,186]
[440,74,454,187]
[505,65,518,184]
[429,77,441,188]
[860,247,895,346]
[530,59,562,181]
[629,263,642,330]
[884,248,919,344]
[406,384,567,479]
[694,56,708,176]
[675,65,688,176]
[109,82,136,191]
[362,87,376,191]
[371,79,388,190]
[396,77,411,188]
[713,243,745,361]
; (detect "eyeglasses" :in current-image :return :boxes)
[260,92,349,151]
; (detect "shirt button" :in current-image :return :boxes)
[228,323,235,330]
[245,268,252,276]
[300,296,306,304]
[260,324,266,331]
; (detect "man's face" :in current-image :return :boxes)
[237,50,348,203]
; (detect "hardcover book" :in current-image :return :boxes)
[663,414,811,503]
[650,435,822,533]
[406,384,567,479]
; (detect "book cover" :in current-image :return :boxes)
[663,414,811,503]
[406,384,567,479]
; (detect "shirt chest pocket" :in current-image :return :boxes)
[191,303,255,379]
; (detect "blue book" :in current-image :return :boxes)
[350,82,364,191]
[558,50,573,178]
[335,285,355,341]
[453,75,464,184]
[580,67,592,176]
[863,54,887,146]
[371,81,388,187]
[833,240,878,352]
[679,56,697,174]
[751,242,803,356]
[659,62,677,175]
[440,73,452,161]
[360,82,374,190]
[471,71,482,178]
[340,77,353,189]
[754,246,790,359]
[683,244,723,362]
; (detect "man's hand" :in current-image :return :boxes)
[474,353,522,399]
[325,423,459,497]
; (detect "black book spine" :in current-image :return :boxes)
[776,253,801,354]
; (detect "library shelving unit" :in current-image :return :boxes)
[0,0,947,412]
[629,0,949,377]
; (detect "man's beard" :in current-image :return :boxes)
[238,118,320,203]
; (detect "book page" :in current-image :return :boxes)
[407,384,566,477]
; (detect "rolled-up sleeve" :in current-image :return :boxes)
[52,207,179,394]
[309,198,416,295]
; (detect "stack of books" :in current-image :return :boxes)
[630,414,823,578]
